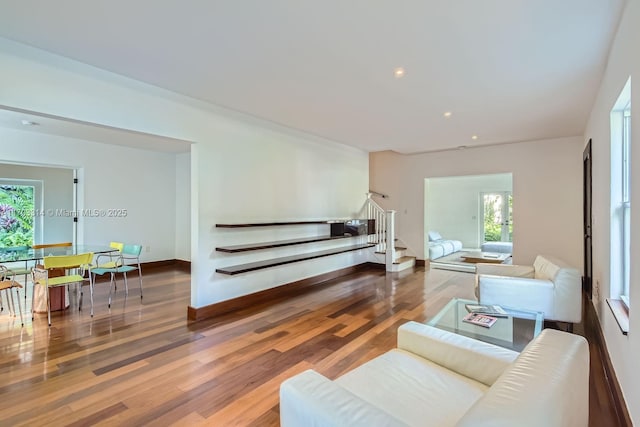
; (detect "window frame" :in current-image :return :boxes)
[620,106,631,308]
[609,78,631,316]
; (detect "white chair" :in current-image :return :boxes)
[280,322,589,427]
[475,254,582,328]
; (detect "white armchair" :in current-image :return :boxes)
[475,255,582,325]
[280,322,589,427]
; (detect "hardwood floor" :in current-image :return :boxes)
[0,265,622,426]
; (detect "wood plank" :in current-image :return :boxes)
[215,221,330,227]
[0,265,626,426]
[214,244,375,275]
[215,235,350,252]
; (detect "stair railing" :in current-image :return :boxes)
[363,193,387,252]
[362,194,398,272]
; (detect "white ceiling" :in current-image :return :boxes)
[0,0,626,154]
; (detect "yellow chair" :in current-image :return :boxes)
[31,252,94,326]
[0,265,24,326]
[25,242,73,305]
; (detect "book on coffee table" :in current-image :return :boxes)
[464,303,509,318]
[462,312,498,328]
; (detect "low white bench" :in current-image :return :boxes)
[480,241,513,254]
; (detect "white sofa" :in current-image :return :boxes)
[428,231,463,260]
[280,322,589,427]
[476,254,582,324]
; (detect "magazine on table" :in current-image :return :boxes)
[464,303,509,318]
[462,312,498,328]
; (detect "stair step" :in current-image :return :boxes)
[375,246,407,255]
[393,256,415,265]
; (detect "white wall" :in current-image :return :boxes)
[0,128,177,262]
[175,152,191,261]
[0,163,73,244]
[583,0,638,422]
[426,173,512,249]
[192,123,368,307]
[370,136,583,267]
[0,38,369,309]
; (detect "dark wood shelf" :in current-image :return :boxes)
[216,235,351,253]
[215,243,375,275]
[216,221,336,228]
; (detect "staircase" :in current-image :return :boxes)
[363,193,416,272]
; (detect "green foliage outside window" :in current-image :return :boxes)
[0,185,34,247]
[483,193,512,242]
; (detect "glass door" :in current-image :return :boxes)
[481,192,512,243]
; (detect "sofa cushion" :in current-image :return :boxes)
[429,244,445,260]
[428,230,443,241]
[429,240,463,260]
[533,255,559,281]
[336,349,488,427]
[398,322,518,387]
[280,370,408,427]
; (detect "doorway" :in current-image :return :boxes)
[425,173,513,270]
[583,139,592,298]
[481,191,513,244]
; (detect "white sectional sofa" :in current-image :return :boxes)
[428,231,463,260]
[280,322,589,427]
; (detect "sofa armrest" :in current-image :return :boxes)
[478,275,554,319]
[397,322,518,386]
[456,329,589,427]
[475,263,534,278]
[280,370,408,427]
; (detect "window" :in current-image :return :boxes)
[0,179,43,248]
[610,78,631,310]
[621,106,631,307]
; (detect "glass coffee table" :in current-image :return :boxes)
[427,298,543,352]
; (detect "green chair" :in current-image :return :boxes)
[92,244,143,307]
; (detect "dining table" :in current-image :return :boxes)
[0,244,118,263]
[0,244,120,312]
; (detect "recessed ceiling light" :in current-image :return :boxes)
[471,135,479,140]
[443,111,453,118]
[21,120,39,126]
[393,67,406,78]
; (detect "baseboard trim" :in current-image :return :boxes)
[187,263,382,321]
[91,259,191,282]
[172,259,191,272]
[141,259,191,272]
[585,297,632,426]
[415,259,426,267]
[363,261,385,270]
